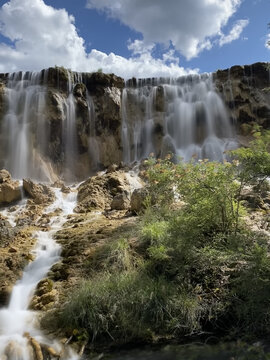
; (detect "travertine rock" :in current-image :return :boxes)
[23,179,55,205]
[0,170,21,205]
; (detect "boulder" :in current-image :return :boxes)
[130,188,149,213]
[23,179,55,205]
[111,192,130,210]
[0,169,11,183]
[0,218,17,246]
[0,170,21,205]
[75,170,142,213]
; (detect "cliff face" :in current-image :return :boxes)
[215,62,270,131]
[44,68,125,180]
[0,62,269,181]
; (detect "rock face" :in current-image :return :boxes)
[214,63,270,132]
[0,170,21,204]
[46,69,124,180]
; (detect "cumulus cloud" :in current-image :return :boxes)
[0,0,86,71]
[0,0,196,78]
[127,39,155,56]
[86,49,197,78]
[219,19,249,46]
[86,0,244,59]
[266,34,270,49]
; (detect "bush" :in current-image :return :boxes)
[230,237,270,336]
[145,158,244,238]
[56,271,203,343]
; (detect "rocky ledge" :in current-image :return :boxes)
[214,62,270,132]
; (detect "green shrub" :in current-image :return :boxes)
[56,271,203,343]
[230,237,270,336]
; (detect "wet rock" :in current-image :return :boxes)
[49,263,69,281]
[4,341,24,360]
[44,345,60,359]
[23,179,55,205]
[0,226,37,307]
[30,289,58,310]
[0,286,11,306]
[51,180,70,194]
[30,278,58,310]
[30,337,43,360]
[35,278,54,296]
[107,164,118,173]
[0,170,21,205]
[0,169,11,183]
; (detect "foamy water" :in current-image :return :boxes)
[0,187,79,360]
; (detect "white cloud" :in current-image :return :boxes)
[0,0,87,72]
[0,0,197,78]
[127,39,155,56]
[266,34,270,49]
[219,19,249,46]
[86,0,243,59]
[86,49,197,78]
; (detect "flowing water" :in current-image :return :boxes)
[1,70,97,182]
[122,74,238,164]
[1,69,239,182]
[1,72,48,180]
[0,188,78,360]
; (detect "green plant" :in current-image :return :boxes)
[55,271,203,343]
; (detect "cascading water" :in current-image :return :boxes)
[62,71,79,181]
[122,74,238,164]
[1,69,97,182]
[0,188,78,360]
[86,92,100,171]
[2,72,48,180]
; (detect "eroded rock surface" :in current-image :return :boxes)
[215,62,270,132]
[23,179,55,205]
[75,169,143,213]
[0,170,21,205]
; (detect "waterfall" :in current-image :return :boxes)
[2,72,48,180]
[122,74,238,164]
[1,69,97,182]
[0,68,240,182]
[62,71,78,181]
[86,92,100,171]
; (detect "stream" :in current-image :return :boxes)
[0,187,79,360]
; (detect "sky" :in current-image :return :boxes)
[0,0,269,78]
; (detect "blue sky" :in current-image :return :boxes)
[0,0,269,78]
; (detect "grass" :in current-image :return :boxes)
[53,270,203,344]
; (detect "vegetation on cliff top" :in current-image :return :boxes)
[43,128,270,351]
